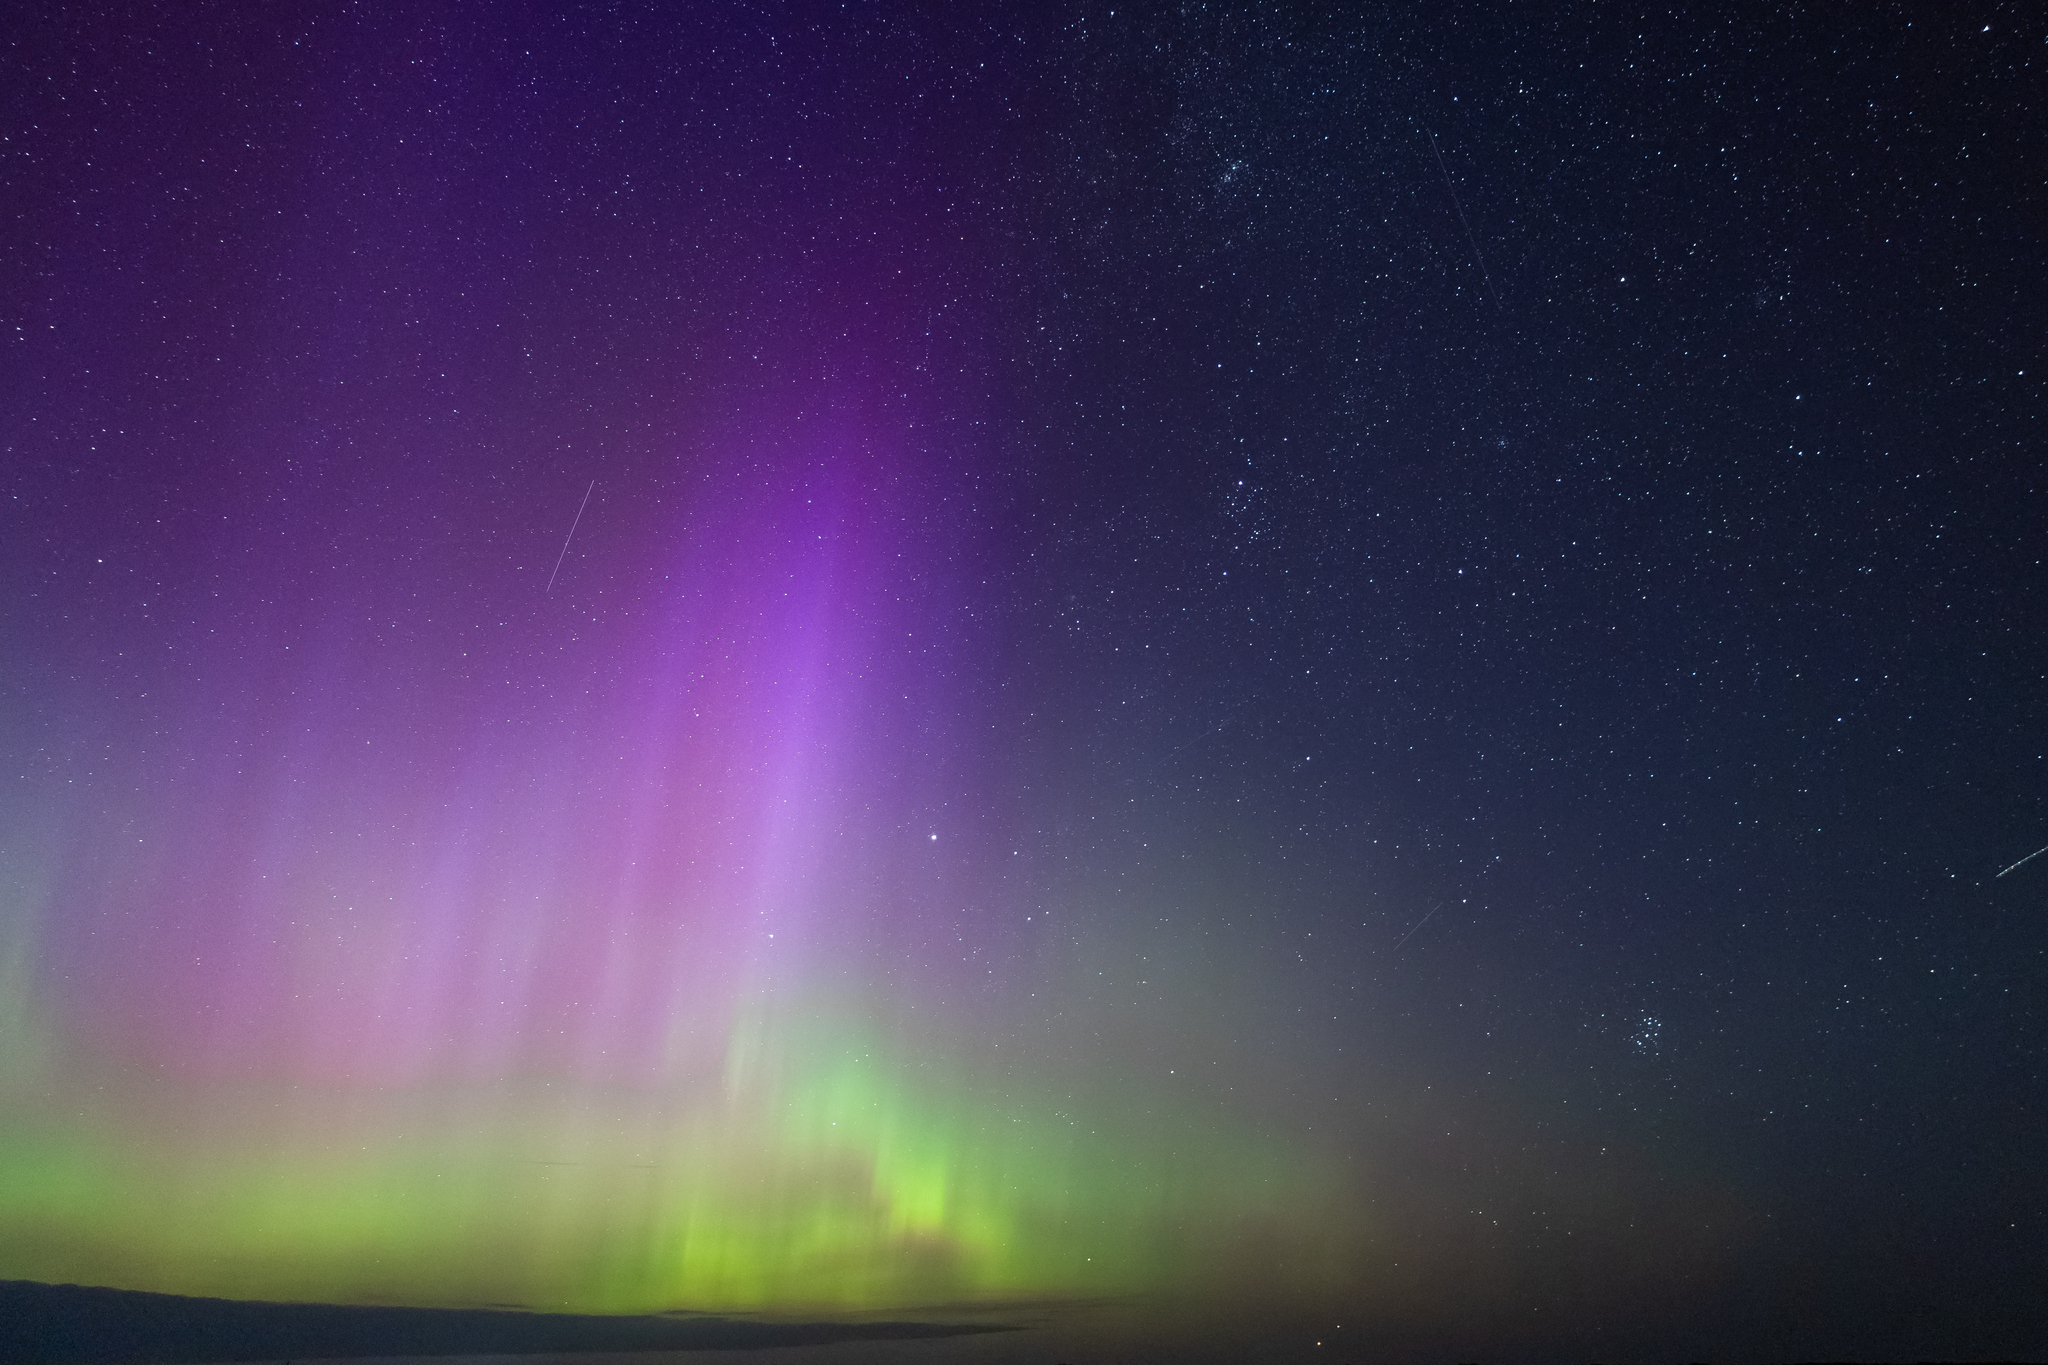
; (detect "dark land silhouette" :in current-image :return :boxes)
[0,1278,1013,1363]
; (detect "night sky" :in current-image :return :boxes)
[3,3,2044,1362]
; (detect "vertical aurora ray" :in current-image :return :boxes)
[0,382,1357,1313]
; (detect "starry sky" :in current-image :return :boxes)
[2,2,2043,1362]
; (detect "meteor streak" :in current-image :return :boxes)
[1391,901,1443,952]
[1426,128,1500,310]
[547,480,595,593]
[1995,841,2048,878]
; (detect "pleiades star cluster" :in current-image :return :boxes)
[2,3,2042,1362]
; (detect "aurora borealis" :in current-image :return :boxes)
[0,358,1355,1312]
[5,2,2046,1361]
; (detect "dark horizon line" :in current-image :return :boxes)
[0,1277,1016,1364]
